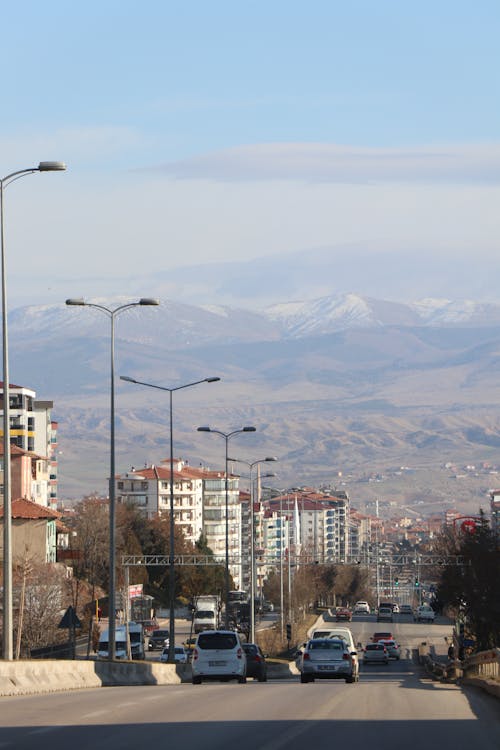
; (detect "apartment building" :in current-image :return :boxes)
[0,383,57,507]
[115,459,243,588]
[262,490,350,564]
[115,461,204,545]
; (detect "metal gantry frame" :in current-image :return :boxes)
[122,553,469,568]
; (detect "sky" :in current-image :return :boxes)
[1,0,499,307]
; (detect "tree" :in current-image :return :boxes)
[436,513,500,650]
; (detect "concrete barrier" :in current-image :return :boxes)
[0,660,190,697]
[0,658,300,696]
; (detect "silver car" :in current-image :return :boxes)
[299,637,356,683]
[363,643,389,665]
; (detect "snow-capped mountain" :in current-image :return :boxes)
[9,293,500,352]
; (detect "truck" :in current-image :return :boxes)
[192,595,221,633]
[97,622,145,660]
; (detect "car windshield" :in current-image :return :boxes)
[153,630,169,639]
[197,633,238,650]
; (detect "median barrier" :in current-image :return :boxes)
[0,660,192,696]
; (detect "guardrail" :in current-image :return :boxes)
[462,647,500,681]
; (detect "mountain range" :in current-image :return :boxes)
[8,291,500,514]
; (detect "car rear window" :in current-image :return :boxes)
[366,644,384,651]
[197,633,238,650]
[309,640,343,651]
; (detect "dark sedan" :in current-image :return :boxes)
[242,643,268,681]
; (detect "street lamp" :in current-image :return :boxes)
[228,457,277,642]
[120,375,220,661]
[197,426,256,628]
[65,297,159,660]
[1,160,66,660]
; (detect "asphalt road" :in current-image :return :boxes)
[3,614,498,750]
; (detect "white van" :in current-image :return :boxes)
[97,622,145,660]
[192,630,247,684]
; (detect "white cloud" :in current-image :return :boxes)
[152,142,500,184]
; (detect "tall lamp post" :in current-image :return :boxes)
[120,375,220,662]
[1,161,66,660]
[228,457,277,643]
[65,297,159,660]
[197,426,256,628]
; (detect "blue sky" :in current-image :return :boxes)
[2,1,499,306]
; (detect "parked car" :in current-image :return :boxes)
[335,607,352,622]
[378,639,400,659]
[399,604,414,616]
[363,643,389,665]
[160,645,188,663]
[299,637,356,683]
[353,601,371,614]
[377,606,394,623]
[415,605,435,623]
[242,643,267,681]
[191,630,247,684]
[148,628,170,651]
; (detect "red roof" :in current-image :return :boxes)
[0,498,61,520]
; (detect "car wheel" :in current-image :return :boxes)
[258,672,267,682]
[346,675,355,683]
[192,676,202,685]
[238,676,247,684]
[300,674,309,683]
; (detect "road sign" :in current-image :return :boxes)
[58,605,82,629]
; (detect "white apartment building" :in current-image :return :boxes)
[116,459,243,588]
[262,490,350,564]
[116,461,204,545]
[0,383,57,507]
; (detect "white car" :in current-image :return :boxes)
[160,645,188,663]
[192,630,247,684]
[415,605,435,623]
[353,601,370,614]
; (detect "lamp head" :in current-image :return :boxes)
[206,377,221,383]
[139,298,160,306]
[243,426,256,432]
[38,161,66,172]
[265,456,278,462]
[65,298,85,306]
[197,426,211,432]
[120,376,137,384]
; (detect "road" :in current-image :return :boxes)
[3,614,498,750]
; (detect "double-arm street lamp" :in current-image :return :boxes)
[66,298,159,660]
[120,375,220,662]
[197,426,256,628]
[1,161,66,660]
[228,457,277,642]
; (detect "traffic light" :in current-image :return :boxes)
[415,578,420,588]
[286,623,292,641]
[394,577,399,587]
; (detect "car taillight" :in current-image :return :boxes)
[303,653,310,661]
[193,648,199,661]
[237,648,242,659]
[342,653,350,660]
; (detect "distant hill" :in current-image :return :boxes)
[8,292,500,513]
